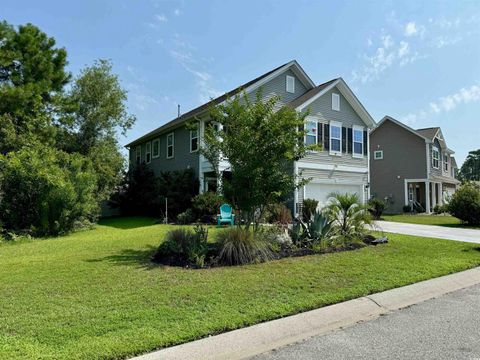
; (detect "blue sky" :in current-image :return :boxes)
[3,0,480,164]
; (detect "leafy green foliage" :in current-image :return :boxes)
[368,198,387,219]
[433,204,448,214]
[192,191,226,217]
[216,227,273,266]
[403,205,412,213]
[0,146,98,236]
[447,182,480,225]
[265,203,292,225]
[202,90,316,229]
[458,149,480,182]
[302,198,319,221]
[153,225,209,267]
[176,209,195,224]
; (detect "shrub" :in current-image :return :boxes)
[192,192,226,219]
[216,227,273,266]
[265,203,292,225]
[403,205,412,213]
[153,225,209,267]
[0,146,98,236]
[258,225,292,247]
[177,209,195,224]
[302,198,319,220]
[368,198,386,219]
[433,204,447,214]
[447,183,480,225]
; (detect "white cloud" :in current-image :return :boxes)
[404,22,418,36]
[401,84,480,125]
[366,37,373,46]
[433,35,462,48]
[398,41,409,58]
[174,8,181,16]
[381,35,393,49]
[155,13,168,22]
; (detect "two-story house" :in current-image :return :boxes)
[125,60,375,216]
[369,116,460,214]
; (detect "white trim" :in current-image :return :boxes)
[296,78,375,128]
[332,93,340,111]
[294,161,299,217]
[426,143,431,176]
[166,132,174,159]
[145,141,152,164]
[329,121,342,156]
[373,150,383,160]
[304,116,318,146]
[404,179,409,206]
[432,146,439,169]
[297,161,368,173]
[190,129,199,153]
[352,125,364,158]
[286,75,295,93]
[152,138,160,158]
[366,128,371,200]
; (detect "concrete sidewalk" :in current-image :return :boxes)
[131,267,480,360]
[373,221,480,244]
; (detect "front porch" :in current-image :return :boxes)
[404,179,458,213]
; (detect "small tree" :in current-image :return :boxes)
[448,182,480,225]
[459,149,480,182]
[202,90,317,229]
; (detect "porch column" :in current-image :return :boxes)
[439,183,443,205]
[404,180,409,206]
[425,181,431,213]
[199,173,205,193]
[432,183,437,208]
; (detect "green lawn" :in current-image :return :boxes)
[381,214,479,228]
[1,217,479,360]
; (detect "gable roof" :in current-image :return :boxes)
[289,77,376,128]
[126,60,315,148]
[416,127,440,140]
[371,116,432,142]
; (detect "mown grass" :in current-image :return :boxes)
[381,214,480,228]
[0,216,479,360]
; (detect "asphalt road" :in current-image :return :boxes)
[253,284,480,360]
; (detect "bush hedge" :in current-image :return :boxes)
[448,183,480,225]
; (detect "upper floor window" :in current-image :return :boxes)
[444,154,448,172]
[353,126,364,158]
[167,133,174,159]
[146,142,152,164]
[152,139,160,158]
[432,146,439,169]
[305,120,317,146]
[374,150,383,160]
[135,146,141,165]
[332,93,340,111]
[286,75,295,93]
[190,129,199,152]
[329,121,342,155]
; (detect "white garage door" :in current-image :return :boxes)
[304,183,363,208]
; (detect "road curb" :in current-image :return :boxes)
[131,267,480,360]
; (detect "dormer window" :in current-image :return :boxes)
[286,75,295,93]
[332,93,340,111]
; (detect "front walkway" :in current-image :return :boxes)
[373,221,480,244]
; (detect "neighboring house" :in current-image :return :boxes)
[369,116,460,214]
[125,60,375,216]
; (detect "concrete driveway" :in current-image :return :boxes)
[253,284,480,360]
[372,221,480,244]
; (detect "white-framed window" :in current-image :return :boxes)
[432,146,439,169]
[145,141,152,164]
[332,93,340,111]
[408,184,414,201]
[152,139,160,158]
[353,125,364,158]
[329,121,342,155]
[374,150,383,160]
[135,145,141,165]
[444,154,448,171]
[286,75,295,93]
[305,119,317,146]
[190,129,199,153]
[167,132,174,159]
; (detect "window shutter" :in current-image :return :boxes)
[342,127,347,153]
[317,123,323,145]
[363,130,368,155]
[324,124,330,151]
[347,128,353,154]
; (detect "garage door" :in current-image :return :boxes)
[304,183,363,208]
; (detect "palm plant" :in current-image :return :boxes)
[323,193,372,247]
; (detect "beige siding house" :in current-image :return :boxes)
[370,116,460,214]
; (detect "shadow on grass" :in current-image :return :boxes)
[98,216,159,230]
[86,246,163,270]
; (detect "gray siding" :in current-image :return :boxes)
[370,120,428,214]
[129,124,200,177]
[429,138,443,178]
[250,68,309,109]
[301,86,369,167]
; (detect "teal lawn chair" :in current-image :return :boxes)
[217,204,235,226]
